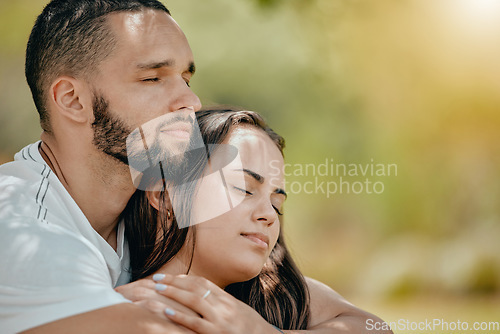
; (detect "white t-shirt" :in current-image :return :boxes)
[0,142,131,333]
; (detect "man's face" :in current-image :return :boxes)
[89,10,201,169]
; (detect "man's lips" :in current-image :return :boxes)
[161,122,192,139]
[240,232,270,249]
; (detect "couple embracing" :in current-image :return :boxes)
[0,1,391,333]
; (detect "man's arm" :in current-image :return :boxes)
[281,277,392,334]
[23,303,193,334]
[0,217,192,334]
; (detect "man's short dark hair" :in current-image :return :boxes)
[25,0,171,132]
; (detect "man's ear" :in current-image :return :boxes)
[49,76,91,123]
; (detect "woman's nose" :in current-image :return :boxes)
[251,198,278,226]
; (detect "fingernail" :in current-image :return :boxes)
[155,283,167,291]
[165,308,176,316]
[153,273,166,281]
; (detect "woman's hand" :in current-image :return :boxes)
[115,278,201,322]
[153,274,279,334]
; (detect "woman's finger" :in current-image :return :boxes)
[164,308,213,334]
[133,299,173,320]
[154,274,218,299]
[155,283,216,319]
[115,279,156,301]
[115,278,200,317]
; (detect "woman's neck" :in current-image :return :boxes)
[151,256,230,289]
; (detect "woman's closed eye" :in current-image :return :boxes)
[233,186,252,196]
[142,77,160,82]
[232,185,284,215]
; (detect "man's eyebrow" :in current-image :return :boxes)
[235,168,287,197]
[136,60,195,75]
[137,59,174,70]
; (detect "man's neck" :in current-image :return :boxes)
[39,136,135,250]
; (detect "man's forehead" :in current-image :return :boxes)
[107,10,182,41]
[101,10,194,71]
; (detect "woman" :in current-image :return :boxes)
[123,107,309,331]
[120,107,391,334]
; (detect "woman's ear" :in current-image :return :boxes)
[146,189,172,212]
[146,190,162,211]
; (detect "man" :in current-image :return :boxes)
[0,0,391,333]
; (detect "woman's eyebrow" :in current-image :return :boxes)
[244,169,263,183]
[234,168,263,183]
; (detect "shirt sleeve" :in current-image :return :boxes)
[0,218,130,333]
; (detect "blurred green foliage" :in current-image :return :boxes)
[1,0,499,322]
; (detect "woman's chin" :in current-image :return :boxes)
[193,260,265,287]
[230,267,263,284]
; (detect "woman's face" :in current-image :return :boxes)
[188,125,285,288]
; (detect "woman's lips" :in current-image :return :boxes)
[240,232,269,249]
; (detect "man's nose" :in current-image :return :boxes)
[169,80,202,112]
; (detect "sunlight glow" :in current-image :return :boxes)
[456,0,500,23]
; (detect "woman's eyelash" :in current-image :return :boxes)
[232,186,283,215]
[233,186,252,195]
[273,206,283,216]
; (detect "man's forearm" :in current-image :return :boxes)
[304,277,393,334]
[280,312,393,334]
[22,303,193,334]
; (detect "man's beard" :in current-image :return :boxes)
[90,93,199,183]
[91,94,131,165]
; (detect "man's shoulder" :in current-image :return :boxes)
[0,214,129,334]
[0,153,58,225]
[0,156,46,183]
[0,162,108,261]
[0,142,47,189]
[0,142,82,228]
